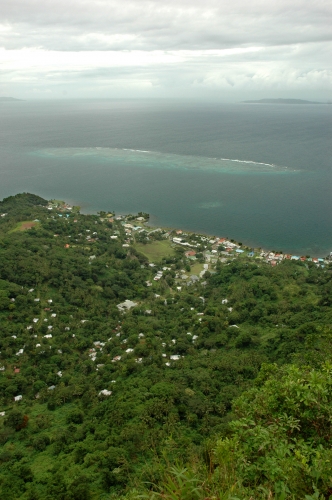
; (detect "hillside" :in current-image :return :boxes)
[0,97,23,102]
[1,193,332,499]
[242,98,322,104]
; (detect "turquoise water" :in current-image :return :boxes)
[0,99,331,255]
[35,147,294,174]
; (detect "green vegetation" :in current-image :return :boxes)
[9,220,40,233]
[189,262,204,276]
[0,193,332,499]
[135,239,175,262]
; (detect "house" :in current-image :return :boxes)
[14,395,22,401]
[117,300,137,312]
[185,250,196,258]
[99,389,112,396]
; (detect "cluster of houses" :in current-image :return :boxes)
[171,231,329,268]
[259,252,328,267]
[3,292,78,405]
[47,201,73,212]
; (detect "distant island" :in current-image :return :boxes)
[242,98,323,104]
[0,96,23,102]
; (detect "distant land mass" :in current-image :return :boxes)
[0,96,23,102]
[242,98,323,104]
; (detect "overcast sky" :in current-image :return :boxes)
[0,0,331,100]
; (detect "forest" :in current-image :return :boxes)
[0,193,332,499]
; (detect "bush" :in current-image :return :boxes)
[33,434,50,451]
[66,409,84,424]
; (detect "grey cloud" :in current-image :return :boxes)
[1,0,331,100]
[1,0,331,51]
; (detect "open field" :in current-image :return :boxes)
[135,239,176,261]
[9,220,39,233]
[190,262,205,275]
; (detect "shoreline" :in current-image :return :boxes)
[47,199,332,260]
[145,215,329,260]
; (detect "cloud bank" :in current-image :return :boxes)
[0,0,331,99]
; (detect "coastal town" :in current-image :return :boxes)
[45,200,331,282]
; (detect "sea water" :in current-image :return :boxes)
[0,99,331,256]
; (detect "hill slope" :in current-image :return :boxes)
[0,193,332,499]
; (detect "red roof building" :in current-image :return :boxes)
[185,250,196,257]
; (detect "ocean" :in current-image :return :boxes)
[0,99,331,256]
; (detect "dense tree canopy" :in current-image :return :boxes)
[0,193,332,499]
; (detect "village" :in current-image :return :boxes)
[47,200,331,278]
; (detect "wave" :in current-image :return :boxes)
[120,149,283,170]
[123,148,152,153]
[220,157,277,168]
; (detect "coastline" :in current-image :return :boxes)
[144,214,329,260]
[45,200,332,259]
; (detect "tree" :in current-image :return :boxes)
[5,409,28,431]
[214,362,332,497]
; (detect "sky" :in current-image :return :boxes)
[0,0,331,101]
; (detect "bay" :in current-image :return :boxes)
[0,99,331,256]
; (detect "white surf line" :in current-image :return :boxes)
[220,158,277,168]
[38,148,290,170]
[119,149,283,169]
[122,149,152,153]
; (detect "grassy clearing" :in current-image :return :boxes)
[135,239,176,262]
[9,220,39,233]
[190,262,205,275]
